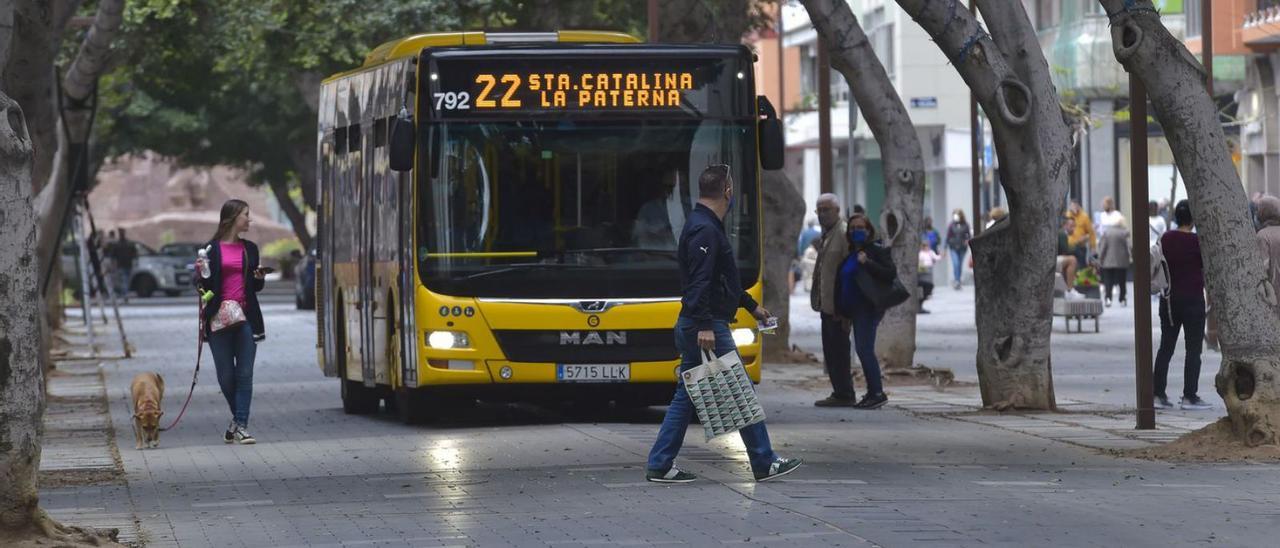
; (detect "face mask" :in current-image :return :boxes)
[725,189,735,213]
[850,229,868,243]
[953,215,961,222]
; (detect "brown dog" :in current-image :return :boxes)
[131,372,165,449]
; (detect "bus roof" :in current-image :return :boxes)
[324,31,641,83]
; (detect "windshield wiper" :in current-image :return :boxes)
[458,262,589,281]
[558,248,679,261]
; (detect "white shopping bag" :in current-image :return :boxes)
[682,349,767,440]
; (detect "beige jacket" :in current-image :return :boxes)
[810,220,849,316]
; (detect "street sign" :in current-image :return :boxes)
[910,97,938,109]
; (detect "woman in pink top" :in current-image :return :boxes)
[195,199,268,444]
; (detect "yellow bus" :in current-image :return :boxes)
[315,31,784,422]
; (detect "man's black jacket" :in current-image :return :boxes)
[677,203,758,330]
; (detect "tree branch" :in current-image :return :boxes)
[62,0,124,102]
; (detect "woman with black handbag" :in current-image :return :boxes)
[834,213,903,409]
[195,199,269,444]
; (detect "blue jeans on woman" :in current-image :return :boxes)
[208,321,256,427]
[850,306,883,395]
[950,248,966,285]
[647,317,777,476]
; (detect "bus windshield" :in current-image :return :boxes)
[417,118,759,299]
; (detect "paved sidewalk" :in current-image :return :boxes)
[40,320,142,546]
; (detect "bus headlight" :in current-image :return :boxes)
[425,331,470,349]
[731,328,755,347]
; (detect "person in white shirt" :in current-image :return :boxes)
[1098,196,1126,233]
[917,239,942,313]
[1148,200,1168,242]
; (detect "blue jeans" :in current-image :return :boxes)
[950,248,965,285]
[208,321,256,427]
[851,307,883,395]
[647,318,777,475]
[116,267,132,297]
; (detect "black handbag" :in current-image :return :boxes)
[855,265,911,310]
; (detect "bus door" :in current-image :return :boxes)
[358,117,378,388]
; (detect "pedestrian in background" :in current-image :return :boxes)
[1057,217,1081,295]
[108,229,138,302]
[1152,200,1213,411]
[1148,200,1167,243]
[1067,200,1096,254]
[197,199,269,444]
[985,206,1007,230]
[794,216,821,294]
[1098,196,1124,233]
[646,164,800,483]
[945,209,971,290]
[1097,217,1131,307]
[811,194,853,407]
[834,213,897,410]
[1256,195,1280,321]
[917,239,941,314]
[921,216,940,253]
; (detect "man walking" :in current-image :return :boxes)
[1256,195,1280,321]
[108,228,137,302]
[646,164,801,484]
[809,194,854,407]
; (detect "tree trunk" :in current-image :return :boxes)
[761,170,806,361]
[29,0,124,302]
[896,0,1074,410]
[1100,0,1280,445]
[0,84,45,542]
[266,178,313,251]
[802,0,924,371]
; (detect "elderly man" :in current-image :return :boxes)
[809,194,854,407]
[1258,196,1280,321]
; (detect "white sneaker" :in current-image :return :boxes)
[1153,396,1174,410]
[232,425,256,444]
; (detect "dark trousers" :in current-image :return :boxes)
[821,313,853,399]
[851,307,884,395]
[1102,268,1128,302]
[1153,295,1206,400]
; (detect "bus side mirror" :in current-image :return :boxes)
[757,96,784,171]
[390,109,415,172]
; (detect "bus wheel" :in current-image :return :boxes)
[338,302,378,415]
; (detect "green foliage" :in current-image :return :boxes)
[261,237,303,259]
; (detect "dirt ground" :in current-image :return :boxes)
[1121,418,1280,462]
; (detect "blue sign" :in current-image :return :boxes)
[910,97,938,109]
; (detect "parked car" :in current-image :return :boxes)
[294,249,316,310]
[131,241,197,298]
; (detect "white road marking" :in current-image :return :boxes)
[972,481,1062,486]
[1139,483,1223,488]
[774,479,866,484]
[191,499,274,509]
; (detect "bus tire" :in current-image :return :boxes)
[338,298,379,415]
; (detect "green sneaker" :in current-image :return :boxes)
[645,468,697,483]
[754,457,802,482]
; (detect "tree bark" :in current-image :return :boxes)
[266,178,313,251]
[1100,0,1280,446]
[896,0,1073,409]
[761,170,806,361]
[801,0,924,371]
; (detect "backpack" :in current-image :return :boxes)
[1150,240,1170,297]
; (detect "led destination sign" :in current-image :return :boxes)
[427,53,748,118]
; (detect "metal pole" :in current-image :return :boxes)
[648,0,659,42]
[74,205,98,355]
[970,0,981,235]
[1202,0,1214,98]
[818,34,833,195]
[1131,77,1155,430]
[777,5,785,122]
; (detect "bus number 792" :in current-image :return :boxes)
[433,91,471,111]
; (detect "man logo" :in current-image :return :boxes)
[559,331,627,346]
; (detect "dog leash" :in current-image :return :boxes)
[161,296,204,431]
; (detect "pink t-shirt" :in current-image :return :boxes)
[219,241,247,305]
